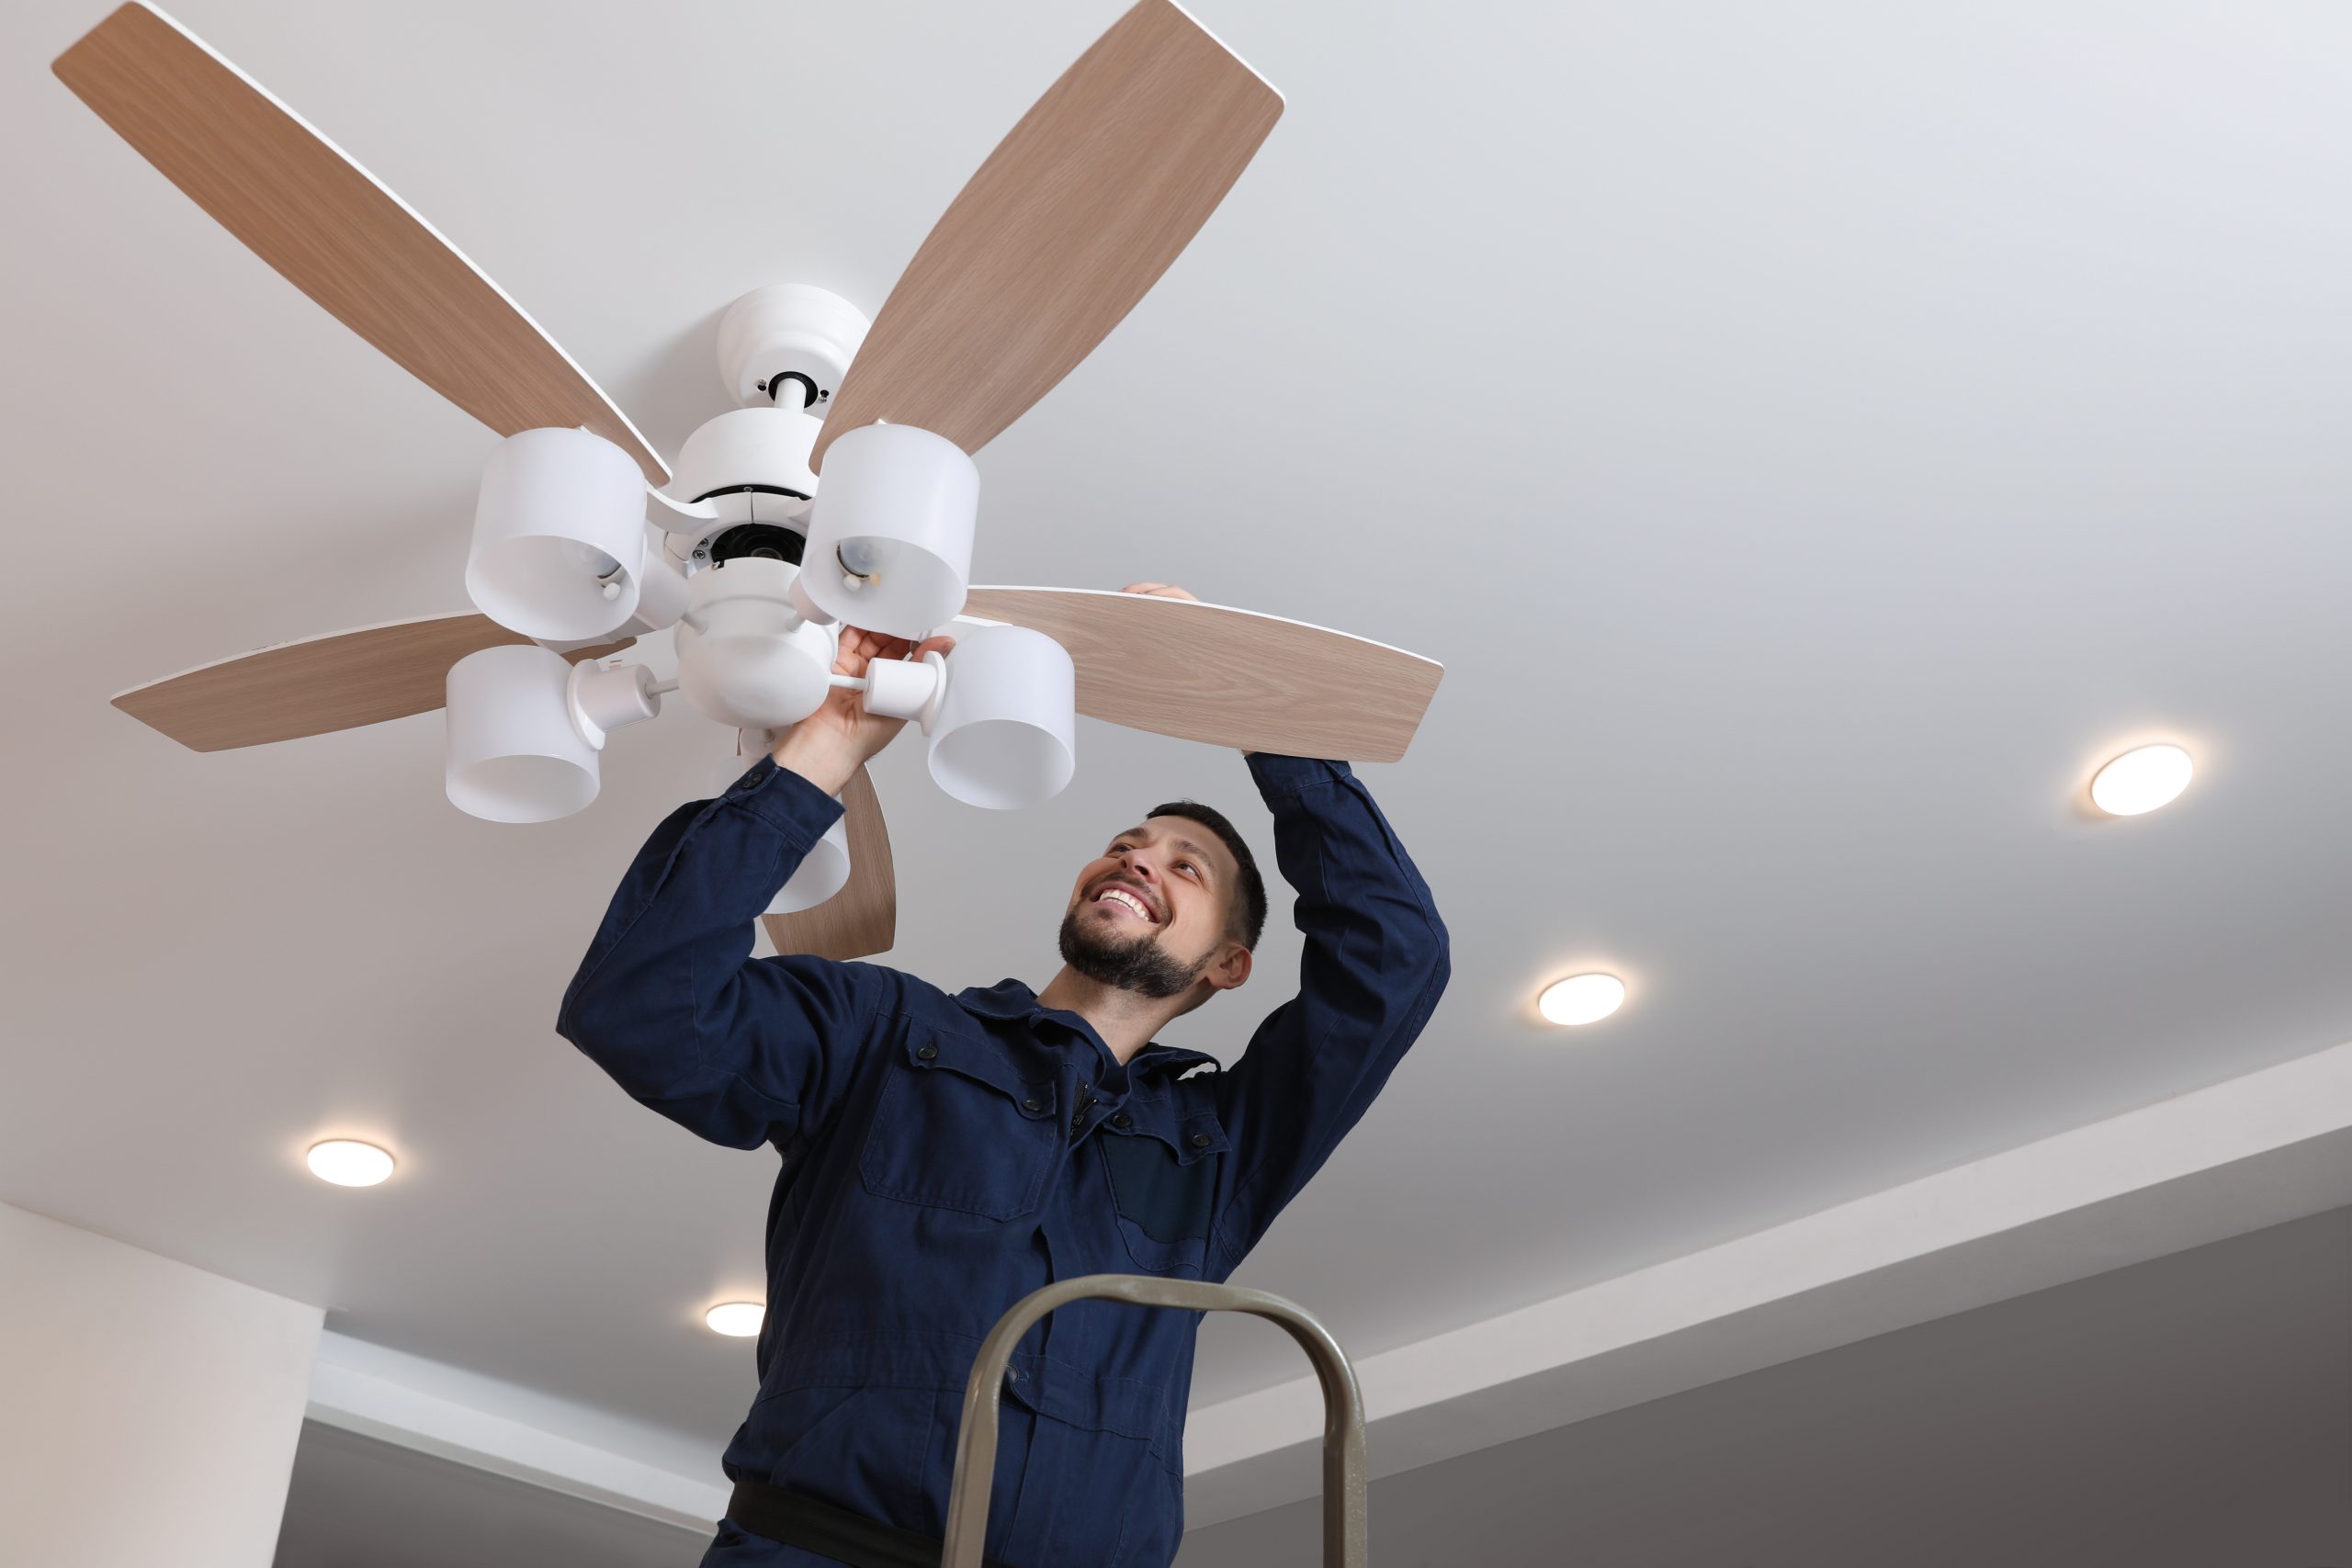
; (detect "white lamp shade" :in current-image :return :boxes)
[466,427,649,641]
[927,625,1076,810]
[801,423,976,638]
[769,812,852,913]
[446,644,599,822]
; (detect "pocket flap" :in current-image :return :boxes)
[1173,1110,1227,1166]
[905,1030,1057,1120]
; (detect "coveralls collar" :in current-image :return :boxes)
[953,978,1222,1080]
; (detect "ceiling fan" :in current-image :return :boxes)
[55,0,1444,962]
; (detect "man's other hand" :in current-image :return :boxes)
[772,626,956,796]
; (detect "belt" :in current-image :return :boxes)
[728,1481,1015,1568]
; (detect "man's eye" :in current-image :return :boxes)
[1178,862,1196,876]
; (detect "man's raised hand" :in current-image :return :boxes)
[778,587,1201,793]
[771,626,956,797]
[1120,581,1199,603]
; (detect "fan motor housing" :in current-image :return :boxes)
[662,403,822,567]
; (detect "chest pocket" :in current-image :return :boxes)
[1099,1104,1228,1276]
[861,1028,1059,1221]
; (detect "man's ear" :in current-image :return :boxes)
[1207,942,1251,993]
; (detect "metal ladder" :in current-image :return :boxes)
[941,1274,1368,1568]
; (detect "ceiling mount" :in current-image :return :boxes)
[716,284,870,412]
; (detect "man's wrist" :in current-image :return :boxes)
[1246,750,1347,801]
[771,733,858,797]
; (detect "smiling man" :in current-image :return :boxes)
[557,584,1449,1568]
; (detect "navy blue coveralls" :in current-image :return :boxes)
[557,752,1449,1567]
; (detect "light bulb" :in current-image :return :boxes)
[1538,974,1625,1027]
[2089,744,2193,816]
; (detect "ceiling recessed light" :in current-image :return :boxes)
[705,1302,764,1337]
[306,1139,395,1188]
[1538,973,1625,1027]
[2089,743,2193,817]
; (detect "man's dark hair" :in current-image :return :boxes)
[1145,801,1267,951]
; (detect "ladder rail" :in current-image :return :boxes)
[941,1273,1367,1568]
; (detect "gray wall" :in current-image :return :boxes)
[274,1425,706,1568]
[1178,1207,2352,1568]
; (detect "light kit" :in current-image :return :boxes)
[672,558,842,732]
[75,0,1445,964]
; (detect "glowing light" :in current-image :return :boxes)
[306,1140,395,1188]
[2090,744,2193,817]
[705,1302,764,1337]
[1538,974,1626,1027]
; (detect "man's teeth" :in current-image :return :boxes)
[1097,888,1152,920]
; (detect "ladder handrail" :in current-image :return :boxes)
[941,1274,1367,1568]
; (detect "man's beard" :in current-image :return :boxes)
[1057,906,1212,999]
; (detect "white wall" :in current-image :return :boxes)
[0,1200,323,1568]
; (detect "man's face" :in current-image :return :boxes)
[1057,816,1243,1000]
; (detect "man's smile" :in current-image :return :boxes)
[1086,876,1162,925]
[1097,890,1151,923]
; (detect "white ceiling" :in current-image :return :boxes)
[6,0,2352,1462]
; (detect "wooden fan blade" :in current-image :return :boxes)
[811,0,1281,469]
[957,589,1442,763]
[113,614,632,752]
[53,4,666,484]
[762,768,897,962]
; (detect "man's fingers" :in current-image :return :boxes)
[830,626,950,684]
[1119,581,1198,602]
[833,626,909,672]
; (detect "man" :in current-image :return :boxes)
[558,584,1449,1568]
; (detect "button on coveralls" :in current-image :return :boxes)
[557,751,1449,1567]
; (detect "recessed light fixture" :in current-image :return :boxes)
[305,1139,395,1188]
[705,1302,764,1337]
[2090,743,2193,817]
[1538,973,1625,1027]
